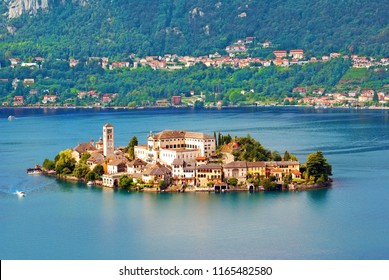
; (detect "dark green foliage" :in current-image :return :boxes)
[126,136,138,160]
[86,171,98,181]
[73,163,91,179]
[305,151,332,183]
[227,177,238,186]
[158,179,168,190]
[79,152,91,164]
[233,134,272,162]
[1,0,387,57]
[118,175,134,189]
[283,150,298,161]
[93,164,104,177]
[263,176,277,190]
[42,158,55,170]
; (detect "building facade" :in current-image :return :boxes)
[135,130,216,164]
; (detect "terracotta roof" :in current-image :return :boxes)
[197,163,222,170]
[271,168,283,173]
[153,130,213,140]
[291,170,302,176]
[172,159,185,165]
[128,158,147,167]
[223,161,247,168]
[247,162,266,167]
[276,161,300,166]
[73,142,96,154]
[196,156,207,161]
[104,123,113,127]
[108,159,127,166]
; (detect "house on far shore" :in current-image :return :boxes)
[273,50,287,58]
[289,50,304,59]
[13,96,24,106]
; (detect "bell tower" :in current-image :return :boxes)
[103,123,114,157]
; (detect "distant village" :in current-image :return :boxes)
[2,37,388,108]
[61,124,305,192]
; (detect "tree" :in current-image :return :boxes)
[42,158,55,170]
[73,163,90,179]
[158,179,167,190]
[119,175,134,189]
[283,150,298,161]
[228,177,238,186]
[85,171,98,181]
[79,152,91,164]
[373,92,378,103]
[126,136,138,160]
[93,164,104,177]
[305,151,332,183]
[271,151,282,161]
[55,149,76,175]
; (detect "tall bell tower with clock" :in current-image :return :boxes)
[103,123,114,157]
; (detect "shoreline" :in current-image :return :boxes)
[2,104,389,112]
[42,171,332,193]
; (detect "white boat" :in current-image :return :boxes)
[87,181,95,186]
[16,191,26,197]
[8,115,15,121]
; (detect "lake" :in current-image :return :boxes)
[1,106,388,259]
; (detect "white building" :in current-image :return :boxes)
[135,130,216,164]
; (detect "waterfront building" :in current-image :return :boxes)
[247,161,267,177]
[102,173,122,187]
[196,163,223,187]
[223,161,248,185]
[171,159,196,186]
[141,163,172,185]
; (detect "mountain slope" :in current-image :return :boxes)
[0,0,388,58]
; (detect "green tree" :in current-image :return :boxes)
[73,163,90,179]
[55,149,76,175]
[79,152,91,164]
[86,171,98,181]
[42,158,55,170]
[93,164,105,177]
[119,175,134,189]
[271,151,282,161]
[126,136,138,160]
[283,150,298,161]
[305,151,332,183]
[228,177,238,186]
[158,179,168,190]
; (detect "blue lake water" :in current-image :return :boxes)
[0,107,389,259]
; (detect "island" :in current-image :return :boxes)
[39,124,332,192]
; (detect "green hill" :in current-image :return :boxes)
[0,0,388,58]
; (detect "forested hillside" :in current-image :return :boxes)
[0,0,388,58]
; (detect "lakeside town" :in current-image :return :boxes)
[1,37,388,110]
[36,123,332,192]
